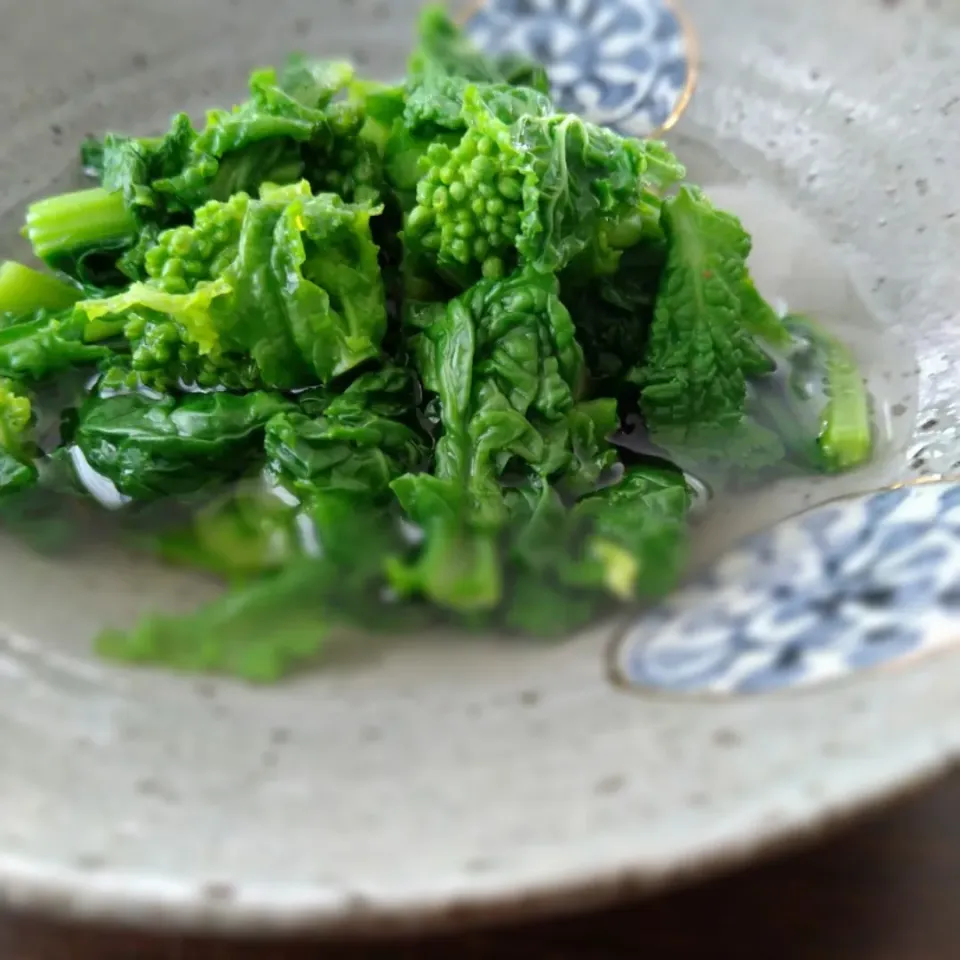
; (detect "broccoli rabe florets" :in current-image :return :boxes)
[144,192,251,295]
[82,182,387,393]
[406,134,524,283]
[108,312,260,394]
[0,377,37,494]
[404,85,684,291]
[78,280,249,393]
[0,378,32,446]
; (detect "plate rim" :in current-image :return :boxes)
[1,660,957,937]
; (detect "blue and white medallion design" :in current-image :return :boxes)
[465,0,695,138]
[613,482,960,696]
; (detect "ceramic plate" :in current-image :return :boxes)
[2,0,960,937]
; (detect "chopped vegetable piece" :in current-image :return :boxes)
[0,11,875,680]
[0,262,82,318]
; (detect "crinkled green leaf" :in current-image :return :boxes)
[405,84,683,288]
[266,367,427,501]
[0,305,124,382]
[390,267,618,612]
[635,187,782,438]
[83,182,388,391]
[278,55,355,109]
[74,391,290,499]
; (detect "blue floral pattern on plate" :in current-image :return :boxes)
[465,0,694,137]
[613,482,960,696]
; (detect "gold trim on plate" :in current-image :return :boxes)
[658,0,698,136]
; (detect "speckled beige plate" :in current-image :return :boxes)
[1,0,959,938]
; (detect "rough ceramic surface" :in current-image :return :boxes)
[1,0,960,937]
[616,482,960,695]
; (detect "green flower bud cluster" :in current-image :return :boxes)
[118,311,259,393]
[144,193,251,295]
[406,132,525,281]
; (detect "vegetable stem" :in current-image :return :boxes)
[785,313,874,472]
[0,261,81,315]
[24,187,136,264]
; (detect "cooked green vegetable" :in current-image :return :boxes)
[97,492,427,682]
[623,186,796,482]
[404,84,684,290]
[0,306,122,381]
[81,182,388,391]
[24,186,138,281]
[389,266,614,611]
[0,7,875,680]
[151,73,324,211]
[502,466,690,634]
[404,7,549,137]
[633,187,776,436]
[154,486,312,581]
[0,261,82,318]
[755,313,873,473]
[562,238,666,395]
[74,391,290,499]
[0,377,38,494]
[266,367,427,502]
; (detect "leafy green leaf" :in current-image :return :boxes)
[96,492,423,682]
[265,367,427,501]
[404,85,683,288]
[390,267,621,612]
[0,306,123,381]
[499,466,690,633]
[74,391,290,499]
[278,55,355,109]
[634,187,782,442]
